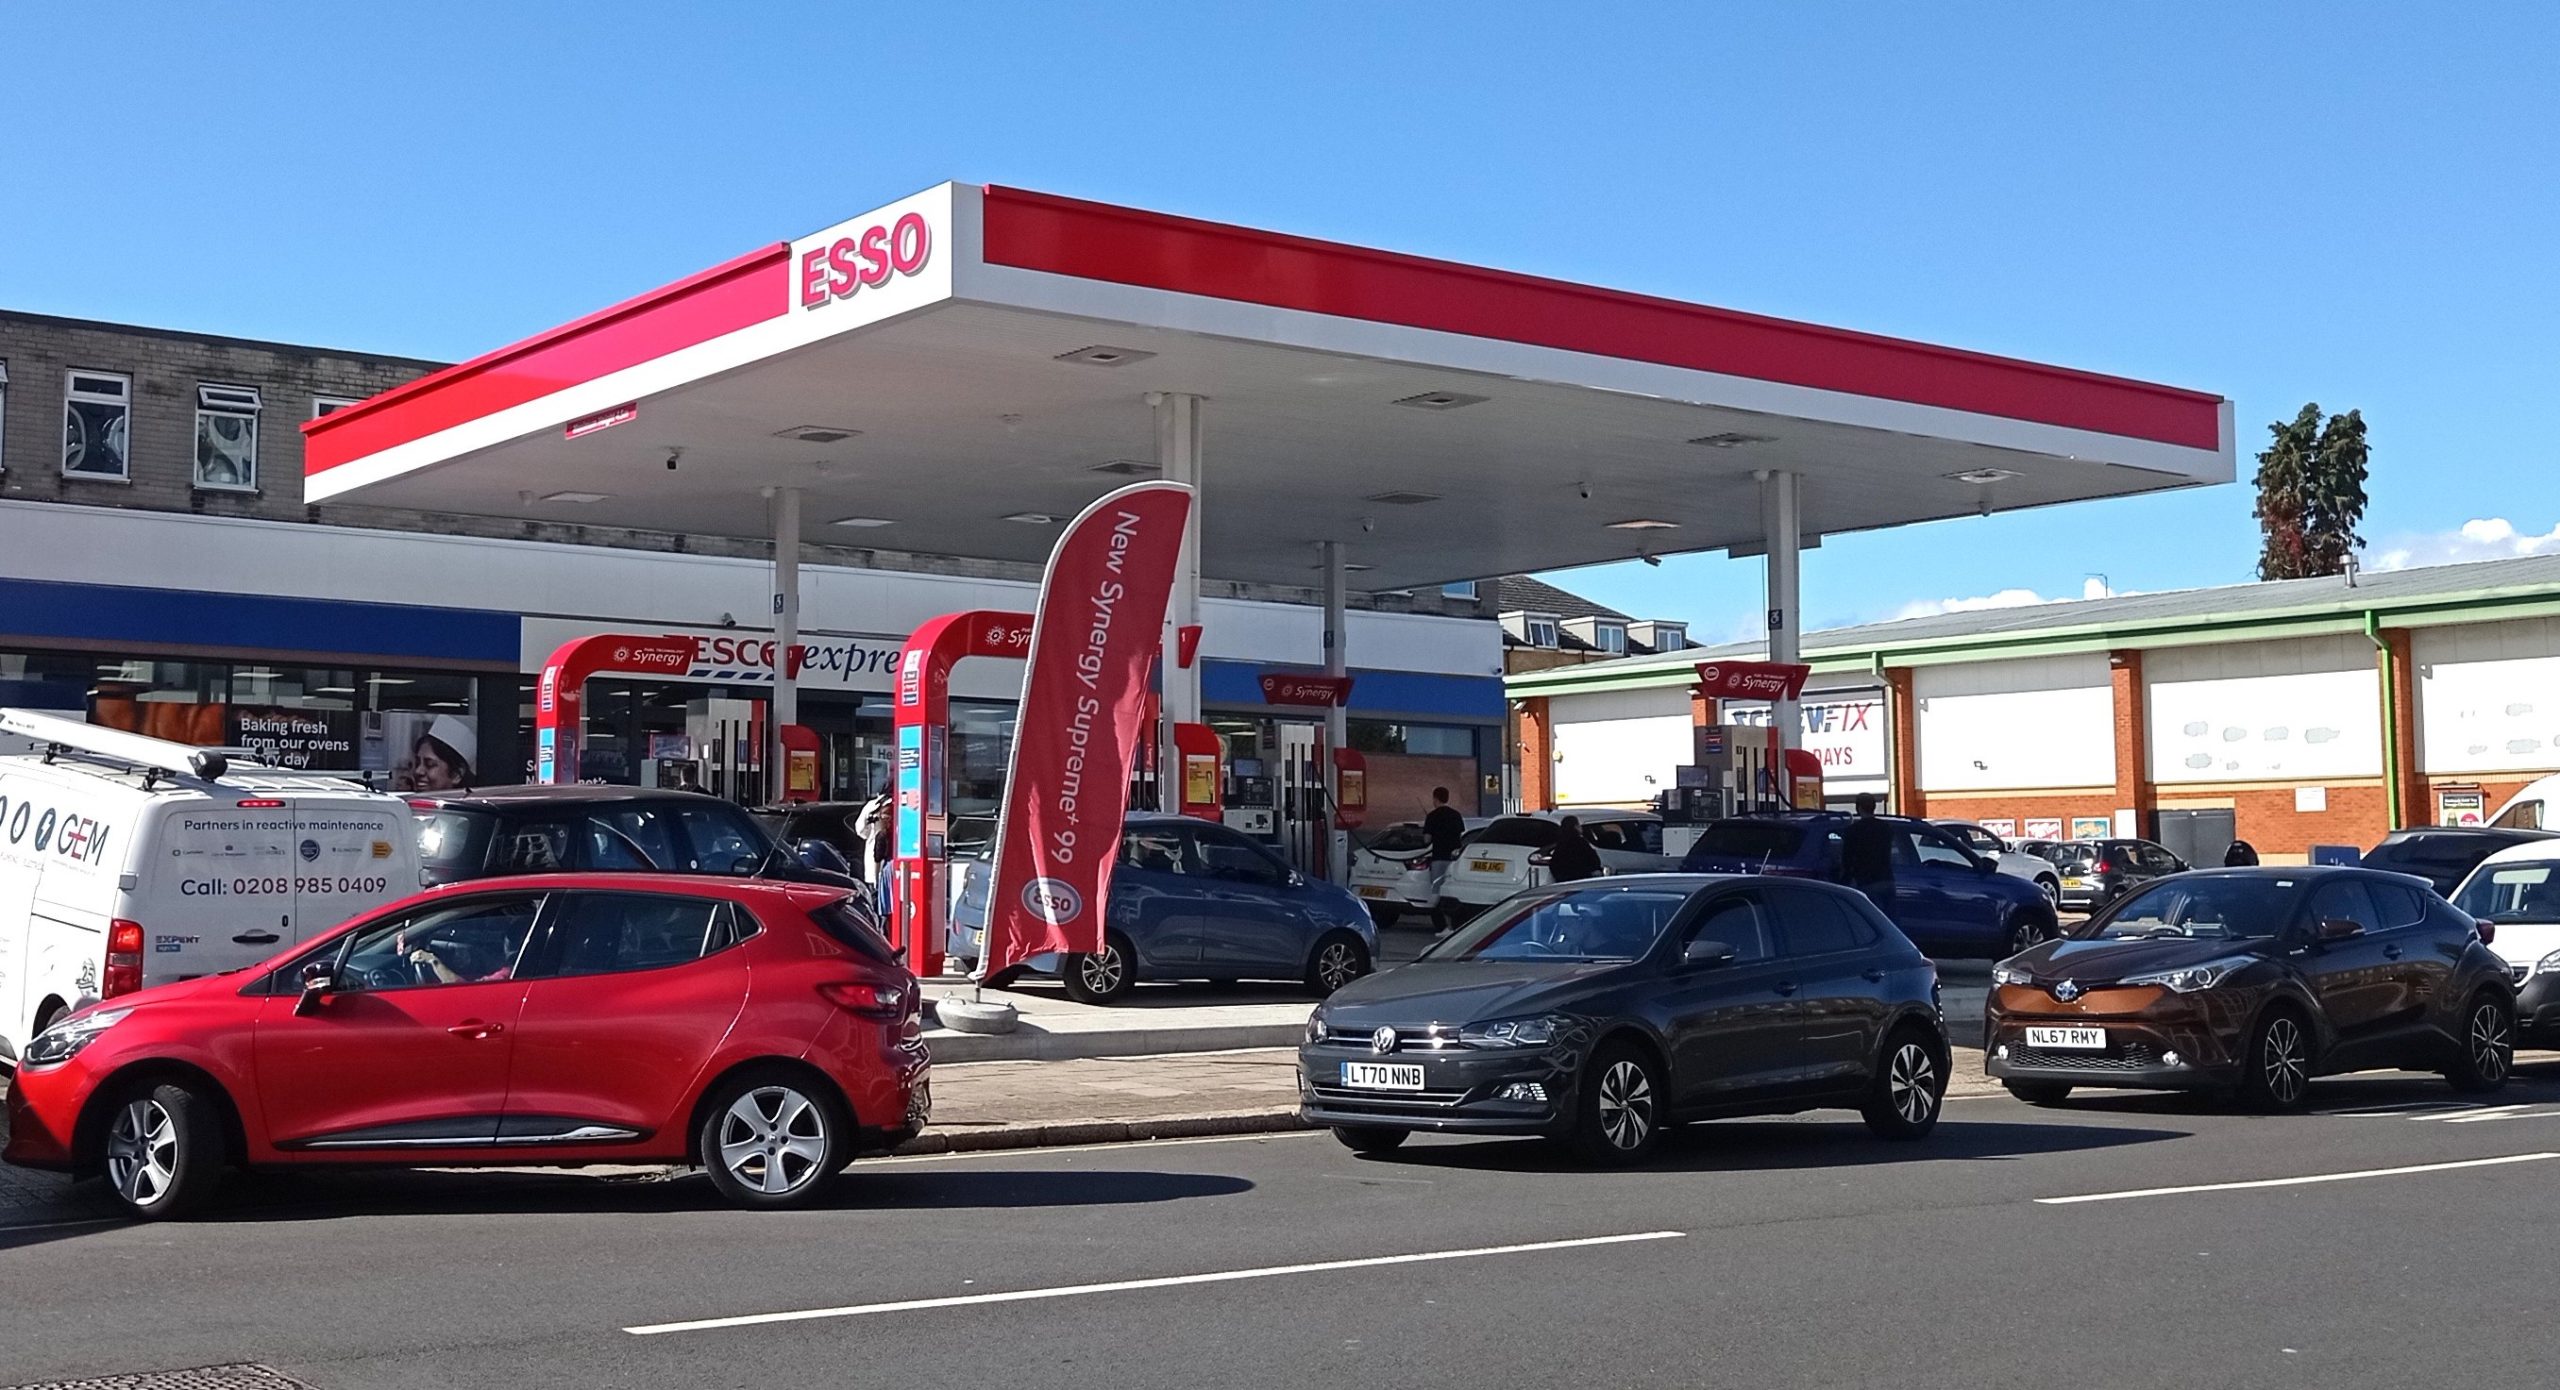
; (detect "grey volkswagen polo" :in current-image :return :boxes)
[1298,875,1950,1164]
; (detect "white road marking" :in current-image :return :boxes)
[624,1229,1687,1335]
[2037,1152,2560,1205]
[2443,1105,2535,1123]
[2446,1108,2560,1124]
[2422,1105,2526,1122]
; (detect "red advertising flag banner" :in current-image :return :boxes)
[1258,672,1355,707]
[1693,660,1812,701]
[981,481,1196,978]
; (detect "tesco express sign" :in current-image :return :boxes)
[798,211,932,309]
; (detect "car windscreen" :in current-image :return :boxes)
[2454,859,2560,923]
[1420,885,1689,963]
[809,898,903,966]
[415,810,495,878]
[1362,824,1430,854]
[2081,876,2298,940]
[1684,821,1809,861]
[1474,817,1562,849]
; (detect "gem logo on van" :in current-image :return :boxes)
[0,794,115,867]
[299,839,321,862]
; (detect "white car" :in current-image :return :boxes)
[1933,820,2064,906]
[1440,811,1679,918]
[2487,775,2560,831]
[2450,839,2560,1046]
[1347,818,1487,928]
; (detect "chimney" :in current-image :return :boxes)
[2343,552,2361,588]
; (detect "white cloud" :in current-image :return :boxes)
[2372,517,2560,571]
[1885,574,2126,623]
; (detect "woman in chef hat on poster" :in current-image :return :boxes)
[395,713,478,792]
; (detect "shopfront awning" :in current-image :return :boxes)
[303,182,2232,594]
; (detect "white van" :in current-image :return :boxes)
[0,708,422,1066]
[2486,775,2560,830]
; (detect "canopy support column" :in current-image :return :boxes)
[1152,391,1205,779]
[1759,469,1802,761]
[1321,538,1350,882]
[770,484,801,801]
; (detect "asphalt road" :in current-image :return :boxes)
[11,1057,2560,1389]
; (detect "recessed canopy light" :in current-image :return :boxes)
[1688,432,1776,448]
[1364,491,1441,505]
[541,490,610,504]
[1091,460,1161,476]
[1002,512,1060,525]
[1054,345,1156,367]
[830,516,895,528]
[1310,560,1376,572]
[1393,391,1489,410]
[1607,518,1680,530]
[773,425,861,443]
[1947,467,2022,484]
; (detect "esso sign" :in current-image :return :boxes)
[799,212,932,309]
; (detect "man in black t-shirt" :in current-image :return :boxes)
[1423,786,1468,935]
[1839,793,1895,913]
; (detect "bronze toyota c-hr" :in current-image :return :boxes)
[1985,867,2516,1111]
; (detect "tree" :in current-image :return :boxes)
[2254,403,2369,580]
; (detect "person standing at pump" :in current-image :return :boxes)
[1840,793,1895,914]
[1546,816,1604,883]
[1424,786,1468,935]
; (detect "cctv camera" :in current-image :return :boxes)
[719,612,737,629]
[666,449,683,472]
[1640,553,1662,568]
[1577,482,1591,501]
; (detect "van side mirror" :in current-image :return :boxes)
[2317,917,2364,942]
[1682,937,1737,968]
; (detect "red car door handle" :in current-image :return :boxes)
[446,1021,504,1039]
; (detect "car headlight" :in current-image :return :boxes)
[1304,1008,1328,1046]
[2121,956,2253,993]
[1459,1014,1569,1048]
[1991,964,2036,986]
[21,1007,133,1067]
[2536,949,2560,977]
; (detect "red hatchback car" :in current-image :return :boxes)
[4,874,928,1219]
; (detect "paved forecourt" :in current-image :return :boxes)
[4,1058,2557,1388]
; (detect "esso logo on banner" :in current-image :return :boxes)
[799,212,932,309]
[1022,877,1084,926]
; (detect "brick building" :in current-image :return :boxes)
[1508,558,2560,863]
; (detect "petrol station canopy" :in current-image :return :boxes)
[303,182,2233,593]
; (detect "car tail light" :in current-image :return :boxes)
[2476,918,2498,947]
[1400,854,1435,870]
[821,980,908,1019]
[406,799,441,813]
[235,798,285,809]
[105,919,146,998]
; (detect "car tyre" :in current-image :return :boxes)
[2238,1007,2314,1113]
[2446,991,2515,1094]
[699,1070,845,1209]
[2002,1079,2074,1107]
[2037,876,2060,908]
[1367,904,1402,930]
[1305,932,1372,996]
[1332,1125,1408,1154]
[1862,1028,1946,1140]
[1568,1039,1665,1166]
[2003,903,2057,957]
[1060,931,1138,1005]
[99,1079,227,1221]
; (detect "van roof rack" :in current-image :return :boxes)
[0,707,258,786]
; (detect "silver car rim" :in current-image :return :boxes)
[106,1098,178,1208]
[717,1086,829,1196]
[1079,945,1125,995]
[2041,878,2060,906]
[2262,1016,2307,1105]
[1889,1043,1938,1125]
[1596,1059,1655,1150]
[1316,941,1361,990]
[2470,1003,2512,1083]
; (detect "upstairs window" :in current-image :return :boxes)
[312,395,361,418]
[195,384,263,492]
[1593,622,1627,655]
[63,370,131,481]
[1442,580,1479,600]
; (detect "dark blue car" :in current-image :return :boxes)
[948,813,1379,1003]
[1680,813,2058,958]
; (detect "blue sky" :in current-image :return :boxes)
[5,4,2554,635]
